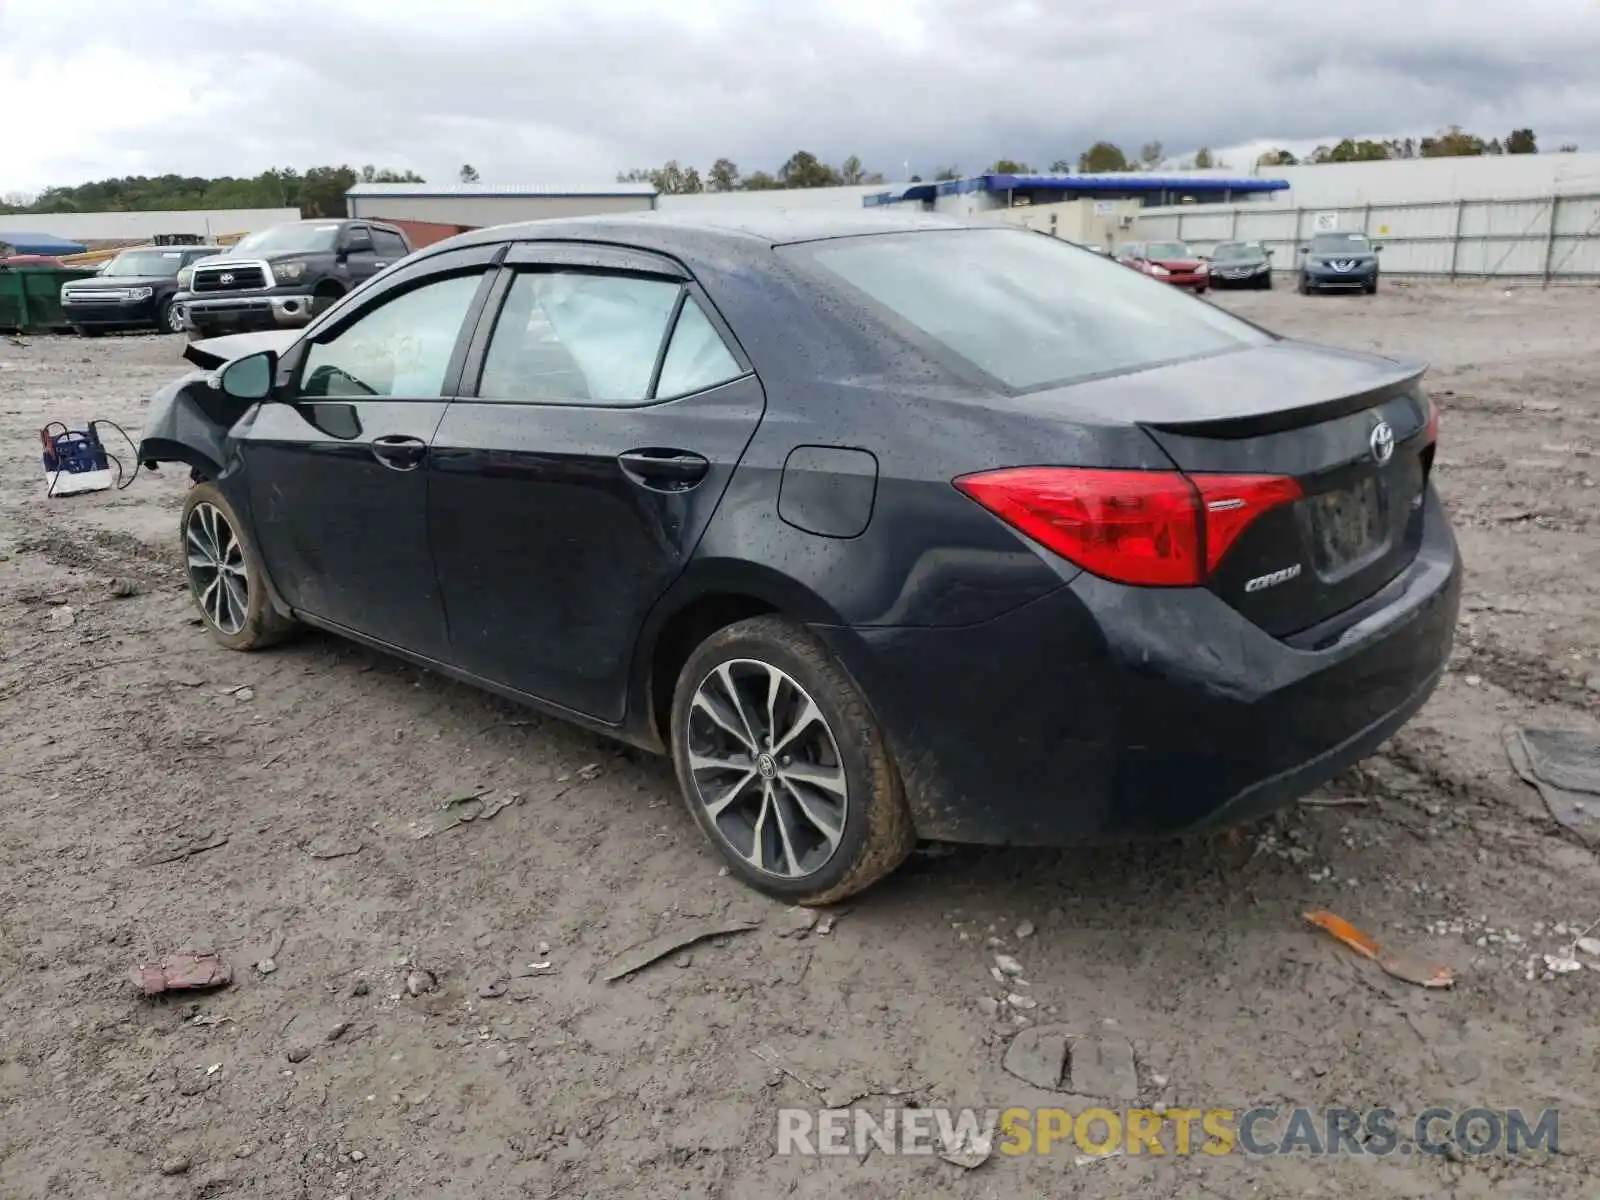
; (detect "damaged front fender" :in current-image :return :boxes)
[140,331,299,478]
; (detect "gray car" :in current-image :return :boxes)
[1207,240,1274,290]
[1298,232,1382,295]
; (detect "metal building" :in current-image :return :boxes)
[344,182,659,227]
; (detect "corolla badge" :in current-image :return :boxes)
[1369,420,1395,465]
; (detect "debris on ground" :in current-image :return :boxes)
[130,952,232,996]
[778,907,819,938]
[326,1021,352,1042]
[253,931,285,976]
[1304,909,1455,988]
[108,577,138,598]
[1505,726,1600,843]
[158,1155,191,1176]
[1015,920,1035,939]
[407,789,522,838]
[145,830,229,866]
[939,1123,993,1170]
[46,605,74,630]
[603,919,759,982]
[993,954,1023,976]
[304,833,363,860]
[405,968,438,997]
[578,762,603,781]
[218,684,253,701]
[477,976,509,998]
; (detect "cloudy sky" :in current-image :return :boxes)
[4,0,1600,195]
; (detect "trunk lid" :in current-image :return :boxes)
[1027,340,1434,636]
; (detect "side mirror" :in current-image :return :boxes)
[1266,248,1275,257]
[213,350,278,401]
[1298,244,1309,253]
[1375,244,1384,253]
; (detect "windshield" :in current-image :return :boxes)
[230,224,341,256]
[1211,242,1263,261]
[103,250,189,277]
[1312,232,1371,254]
[1144,241,1192,259]
[788,228,1273,392]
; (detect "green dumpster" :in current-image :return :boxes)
[0,266,102,334]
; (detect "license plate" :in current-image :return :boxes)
[1306,476,1386,573]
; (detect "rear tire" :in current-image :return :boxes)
[669,615,915,905]
[1298,276,1312,295]
[179,482,299,651]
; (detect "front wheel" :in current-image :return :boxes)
[157,296,186,334]
[670,616,915,904]
[180,482,299,650]
[1260,274,1274,290]
[1297,276,1312,295]
[1366,278,1379,294]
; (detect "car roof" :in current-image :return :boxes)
[437,207,992,258]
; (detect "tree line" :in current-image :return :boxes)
[2,126,1579,216]
[0,164,425,218]
[1257,127,1576,166]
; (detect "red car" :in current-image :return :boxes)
[1114,240,1209,293]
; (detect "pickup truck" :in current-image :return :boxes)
[175,219,411,339]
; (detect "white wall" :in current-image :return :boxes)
[0,208,300,242]
[347,193,655,224]
[1270,152,1600,206]
[656,183,902,213]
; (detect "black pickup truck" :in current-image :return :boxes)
[175,219,411,339]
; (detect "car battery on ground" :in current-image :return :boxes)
[41,423,113,497]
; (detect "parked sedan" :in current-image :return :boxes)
[59,245,222,335]
[139,211,1459,903]
[1206,240,1274,289]
[1114,240,1209,292]
[1299,231,1383,294]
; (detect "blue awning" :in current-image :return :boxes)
[0,231,89,256]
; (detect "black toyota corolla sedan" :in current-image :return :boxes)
[139,210,1460,904]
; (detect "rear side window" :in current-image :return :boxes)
[478,271,740,405]
[373,229,408,257]
[792,229,1271,390]
[656,296,742,398]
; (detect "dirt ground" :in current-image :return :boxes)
[3,281,1600,1199]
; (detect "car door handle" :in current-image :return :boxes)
[370,435,427,471]
[617,449,710,491]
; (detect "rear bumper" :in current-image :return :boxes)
[813,487,1461,845]
[178,289,318,332]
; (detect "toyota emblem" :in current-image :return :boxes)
[1369,420,1395,466]
[219,273,234,285]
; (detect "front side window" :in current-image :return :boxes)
[300,272,481,399]
[373,230,408,257]
[789,228,1272,392]
[478,271,682,404]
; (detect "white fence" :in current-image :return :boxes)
[0,209,301,245]
[1134,194,1600,282]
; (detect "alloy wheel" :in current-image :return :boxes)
[684,658,849,879]
[185,502,248,635]
[165,301,186,333]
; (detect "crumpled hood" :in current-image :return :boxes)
[181,329,301,371]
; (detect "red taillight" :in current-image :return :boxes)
[1424,395,1440,445]
[954,466,1302,587]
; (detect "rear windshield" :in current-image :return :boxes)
[787,228,1272,391]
